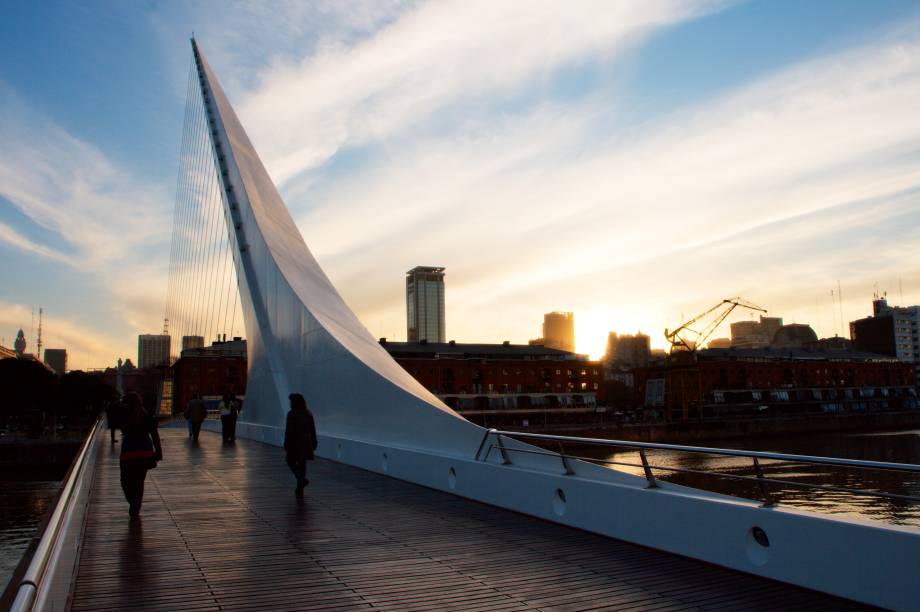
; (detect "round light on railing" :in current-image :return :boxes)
[745,526,770,566]
[448,467,457,490]
[751,526,769,548]
[553,488,567,516]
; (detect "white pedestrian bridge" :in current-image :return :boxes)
[7,39,919,611]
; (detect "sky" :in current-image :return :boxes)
[1,0,920,369]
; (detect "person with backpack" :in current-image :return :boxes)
[184,394,207,443]
[119,392,162,519]
[284,393,317,498]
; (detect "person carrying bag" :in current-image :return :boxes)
[119,392,163,518]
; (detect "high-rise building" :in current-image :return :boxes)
[542,312,574,352]
[604,332,650,369]
[182,335,205,352]
[850,297,920,384]
[43,348,67,375]
[138,334,171,369]
[406,266,445,343]
[730,316,784,349]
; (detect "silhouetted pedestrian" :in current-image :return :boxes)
[284,393,317,498]
[106,399,124,444]
[184,394,207,443]
[219,392,239,443]
[119,392,162,519]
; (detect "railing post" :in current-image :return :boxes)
[558,442,575,475]
[753,457,776,507]
[639,449,658,488]
[474,428,495,461]
[496,433,511,465]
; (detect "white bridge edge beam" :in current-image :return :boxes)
[190,40,920,610]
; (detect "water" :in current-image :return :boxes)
[0,481,60,595]
[575,428,920,527]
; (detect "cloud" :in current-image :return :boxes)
[0,300,125,369]
[235,0,723,184]
[0,82,174,366]
[258,28,920,354]
[0,221,69,263]
[0,83,170,268]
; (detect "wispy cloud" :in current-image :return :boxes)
[236,0,723,183]
[249,26,920,355]
[0,220,69,263]
[0,82,173,366]
[0,300,125,368]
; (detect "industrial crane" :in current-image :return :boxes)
[665,297,767,353]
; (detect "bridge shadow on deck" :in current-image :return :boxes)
[71,428,865,612]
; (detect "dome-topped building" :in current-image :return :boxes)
[771,323,818,348]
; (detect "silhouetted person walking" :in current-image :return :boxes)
[219,393,239,443]
[284,393,317,498]
[106,399,124,444]
[184,394,207,443]
[119,392,162,519]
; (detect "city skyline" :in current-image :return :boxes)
[2,1,920,369]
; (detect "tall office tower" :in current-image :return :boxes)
[138,334,171,369]
[182,335,205,352]
[406,266,446,343]
[851,297,920,385]
[543,312,575,352]
[43,348,67,375]
[604,332,650,369]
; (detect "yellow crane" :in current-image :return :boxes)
[665,297,767,353]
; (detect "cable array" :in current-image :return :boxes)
[163,59,243,360]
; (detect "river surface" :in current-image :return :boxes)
[574,427,920,527]
[0,481,60,596]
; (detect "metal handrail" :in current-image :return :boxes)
[9,416,103,612]
[483,445,920,504]
[476,429,920,508]
[483,429,920,473]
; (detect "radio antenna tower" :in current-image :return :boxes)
[37,307,43,359]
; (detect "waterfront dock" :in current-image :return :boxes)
[69,428,864,611]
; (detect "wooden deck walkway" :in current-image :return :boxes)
[70,428,865,611]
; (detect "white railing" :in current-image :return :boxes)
[9,417,104,612]
[476,429,920,508]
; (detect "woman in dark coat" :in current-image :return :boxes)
[284,393,317,498]
[119,392,162,518]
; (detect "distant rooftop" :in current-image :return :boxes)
[179,338,247,359]
[380,340,589,361]
[406,266,445,275]
[697,346,900,363]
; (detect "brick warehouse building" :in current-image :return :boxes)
[172,338,247,413]
[634,347,917,422]
[380,340,604,428]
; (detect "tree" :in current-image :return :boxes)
[57,371,118,426]
[0,357,58,433]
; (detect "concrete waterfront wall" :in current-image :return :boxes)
[190,39,920,610]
